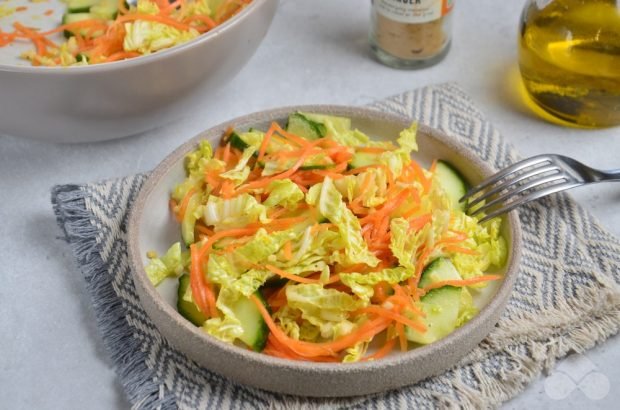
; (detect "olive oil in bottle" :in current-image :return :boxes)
[519,0,620,127]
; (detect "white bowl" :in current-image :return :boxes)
[0,0,278,143]
[127,105,523,397]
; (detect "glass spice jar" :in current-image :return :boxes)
[369,0,454,69]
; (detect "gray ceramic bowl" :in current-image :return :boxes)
[127,105,522,397]
[0,0,278,143]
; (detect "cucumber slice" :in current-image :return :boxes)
[177,274,208,326]
[178,274,269,351]
[435,160,468,211]
[229,130,290,159]
[301,113,352,135]
[263,277,288,288]
[233,291,270,352]
[66,0,99,13]
[261,152,334,175]
[349,151,381,169]
[418,257,462,288]
[299,164,330,170]
[405,258,465,344]
[76,53,89,63]
[90,0,119,20]
[229,130,261,151]
[405,286,461,344]
[180,193,200,245]
[61,13,105,38]
[286,113,327,140]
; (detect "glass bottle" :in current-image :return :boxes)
[369,0,454,69]
[519,0,620,127]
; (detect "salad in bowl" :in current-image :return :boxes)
[143,111,508,363]
[0,0,253,66]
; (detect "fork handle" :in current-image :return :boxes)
[600,169,620,182]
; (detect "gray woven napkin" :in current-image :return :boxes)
[52,83,620,409]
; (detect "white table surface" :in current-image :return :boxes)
[1,1,618,408]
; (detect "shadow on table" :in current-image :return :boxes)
[491,62,594,130]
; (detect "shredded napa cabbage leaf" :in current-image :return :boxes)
[449,213,508,280]
[286,284,365,340]
[145,242,187,286]
[264,179,305,209]
[340,267,411,302]
[124,21,199,55]
[203,287,245,342]
[204,194,269,231]
[306,177,380,267]
[220,147,256,185]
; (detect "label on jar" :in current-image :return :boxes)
[374,0,453,24]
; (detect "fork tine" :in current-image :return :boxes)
[478,181,582,223]
[468,173,569,217]
[466,164,561,209]
[460,155,553,202]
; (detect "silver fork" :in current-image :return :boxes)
[461,154,620,222]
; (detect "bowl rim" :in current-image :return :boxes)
[0,0,270,74]
[127,104,522,376]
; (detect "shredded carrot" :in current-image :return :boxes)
[177,188,196,222]
[310,222,334,234]
[257,123,277,161]
[395,323,407,352]
[220,179,235,199]
[237,144,319,194]
[361,188,411,227]
[197,226,261,260]
[16,6,28,12]
[282,241,293,261]
[345,164,383,175]
[168,198,179,220]
[195,224,214,236]
[44,9,54,16]
[363,336,396,361]
[270,123,312,148]
[358,172,374,196]
[442,245,478,255]
[265,265,321,284]
[162,0,183,14]
[189,244,212,317]
[251,294,391,358]
[264,335,341,362]
[429,159,438,174]
[267,207,288,219]
[408,160,431,192]
[247,215,307,230]
[356,146,390,154]
[204,169,221,192]
[104,51,140,62]
[118,0,129,14]
[39,19,109,36]
[222,142,232,165]
[422,275,502,293]
[372,282,388,303]
[311,169,345,180]
[447,230,469,241]
[183,14,217,29]
[355,306,426,333]
[409,213,432,231]
[267,285,288,309]
[337,263,369,274]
